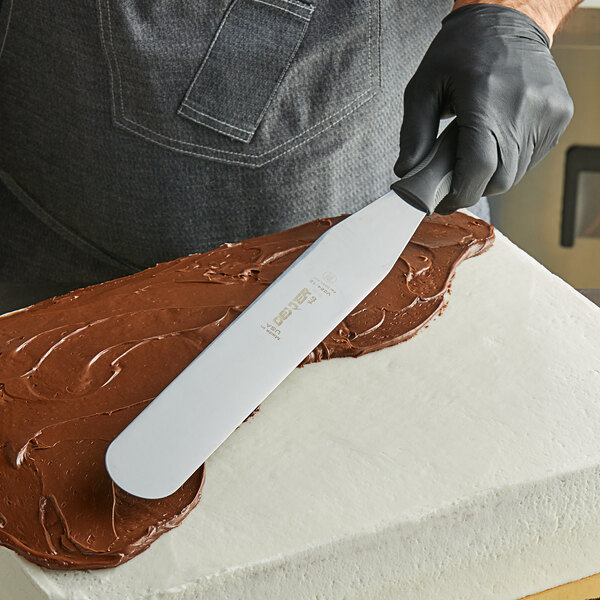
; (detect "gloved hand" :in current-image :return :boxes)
[394,4,574,214]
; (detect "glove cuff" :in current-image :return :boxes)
[442,4,551,49]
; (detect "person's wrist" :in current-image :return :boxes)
[452,1,558,45]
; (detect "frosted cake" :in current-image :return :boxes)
[0,212,599,599]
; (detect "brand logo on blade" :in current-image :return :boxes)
[273,287,317,326]
[261,287,317,341]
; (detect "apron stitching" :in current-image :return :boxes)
[280,0,315,10]
[252,0,312,21]
[114,89,376,168]
[177,104,255,135]
[176,107,254,142]
[122,88,372,158]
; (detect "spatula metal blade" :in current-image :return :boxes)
[105,191,425,499]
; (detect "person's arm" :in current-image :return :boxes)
[394,2,579,214]
[453,0,583,44]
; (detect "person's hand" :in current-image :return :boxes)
[394,5,574,214]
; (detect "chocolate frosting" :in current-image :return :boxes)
[0,212,493,570]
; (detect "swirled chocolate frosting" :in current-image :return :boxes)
[0,212,493,570]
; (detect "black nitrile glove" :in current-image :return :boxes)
[394,5,574,214]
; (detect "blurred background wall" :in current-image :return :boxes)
[490,3,600,289]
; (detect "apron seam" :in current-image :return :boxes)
[0,0,14,62]
[0,170,141,273]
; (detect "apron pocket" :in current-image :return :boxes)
[98,0,380,167]
[177,0,314,143]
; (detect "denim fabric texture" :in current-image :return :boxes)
[0,0,491,284]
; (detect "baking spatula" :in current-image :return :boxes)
[106,121,458,499]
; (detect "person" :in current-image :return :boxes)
[0,0,576,285]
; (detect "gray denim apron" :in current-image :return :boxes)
[1,0,486,283]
